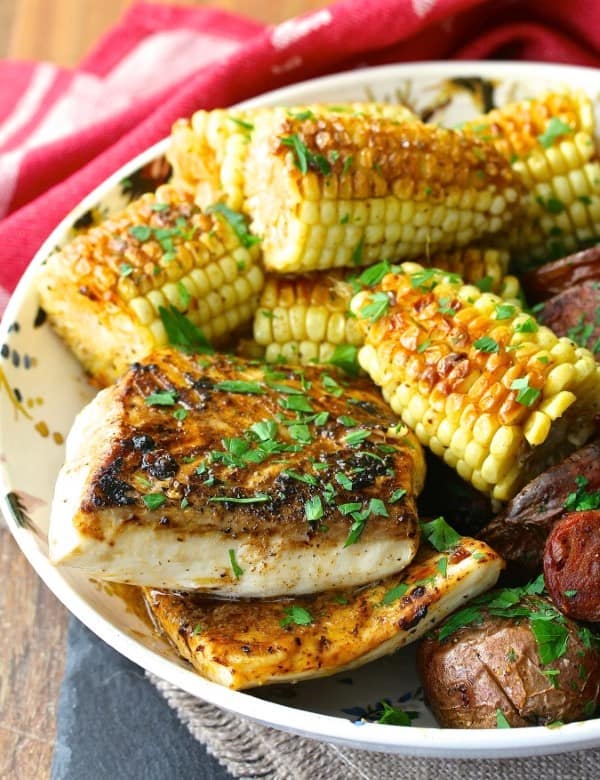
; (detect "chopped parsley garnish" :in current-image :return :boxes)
[321,373,344,397]
[142,492,166,510]
[177,280,191,309]
[228,115,254,131]
[381,582,409,605]
[473,335,499,353]
[214,380,265,394]
[564,589,578,598]
[510,376,541,407]
[129,225,152,242]
[304,495,324,523]
[280,605,313,627]
[206,202,261,248]
[514,317,539,334]
[343,509,369,547]
[145,390,177,406]
[495,302,515,320]
[368,498,389,517]
[358,260,392,287]
[120,263,133,277]
[208,493,271,504]
[159,305,214,354]
[279,394,313,412]
[342,155,354,175]
[283,470,318,487]
[351,236,365,266]
[420,516,461,552]
[250,420,278,441]
[410,268,439,292]
[338,415,358,427]
[279,133,331,175]
[436,558,448,578]
[529,614,569,666]
[377,700,414,726]
[564,475,600,512]
[496,709,511,729]
[344,429,371,447]
[228,549,244,579]
[173,407,188,421]
[474,275,494,292]
[389,488,407,503]
[335,472,353,490]
[191,623,203,636]
[359,291,391,322]
[537,117,573,149]
[536,195,565,214]
[437,296,457,316]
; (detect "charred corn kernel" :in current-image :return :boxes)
[168,103,417,211]
[254,271,363,365]
[351,263,600,501]
[37,185,264,386]
[244,110,522,273]
[461,91,600,264]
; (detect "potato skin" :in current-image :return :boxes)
[417,595,599,728]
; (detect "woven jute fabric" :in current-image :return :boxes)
[148,674,600,779]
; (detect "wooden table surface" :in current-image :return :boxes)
[0,2,328,778]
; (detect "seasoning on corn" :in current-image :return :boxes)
[243,110,523,273]
[168,103,417,212]
[460,91,600,264]
[351,262,600,502]
[253,271,362,365]
[37,185,264,385]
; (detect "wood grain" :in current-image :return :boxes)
[7,0,330,67]
[0,528,69,779]
[0,3,329,778]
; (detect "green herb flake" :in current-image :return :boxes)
[436,557,448,578]
[514,317,539,334]
[358,260,392,287]
[333,594,349,605]
[377,701,414,727]
[473,335,499,353]
[342,155,354,175]
[209,493,271,505]
[206,202,261,248]
[280,605,313,627]
[538,117,573,149]
[475,275,494,292]
[338,415,359,427]
[173,407,188,421]
[359,291,391,322]
[495,303,515,320]
[437,296,457,316]
[368,498,389,517]
[228,548,244,579]
[215,380,265,395]
[352,236,365,266]
[335,472,353,490]
[280,394,314,413]
[283,470,319,487]
[389,488,407,503]
[420,516,461,552]
[321,373,344,397]
[530,615,569,665]
[142,492,166,510]
[496,709,511,729]
[510,376,541,407]
[304,495,324,523]
[381,582,409,605]
[564,589,578,598]
[191,623,203,636]
[159,305,214,354]
[177,281,191,309]
[345,429,371,447]
[145,390,177,406]
[228,115,254,131]
[564,475,600,512]
[129,225,152,242]
[250,420,278,441]
[417,338,431,353]
[343,509,369,547]
[120,263,133,277]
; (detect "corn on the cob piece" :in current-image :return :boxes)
[37,184,264,385]
[460,91,600,264]
[351,262,600,501]
[168,103,417,212]
[244,111,523,273]
[253,271,362,365]
[422,247,510,293]
[255,253,521,367]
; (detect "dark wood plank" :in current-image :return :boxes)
[0,527,69,779]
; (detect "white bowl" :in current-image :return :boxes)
[1,61,599,759]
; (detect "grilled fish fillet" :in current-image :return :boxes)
[49,350,425,596]
[143,538,503,689]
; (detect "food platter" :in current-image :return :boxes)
[1,61,599,758]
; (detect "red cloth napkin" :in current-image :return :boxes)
[0,0,598,310]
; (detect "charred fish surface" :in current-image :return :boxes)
[143,538,503,689]
[49,350,425,596]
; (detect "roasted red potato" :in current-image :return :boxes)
[522,244,600,302]
[544,510,600,622]
[537,280,600,358]
[418,593,600,728]
[481,440,600,574]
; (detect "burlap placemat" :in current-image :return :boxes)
[148,674,600,779]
